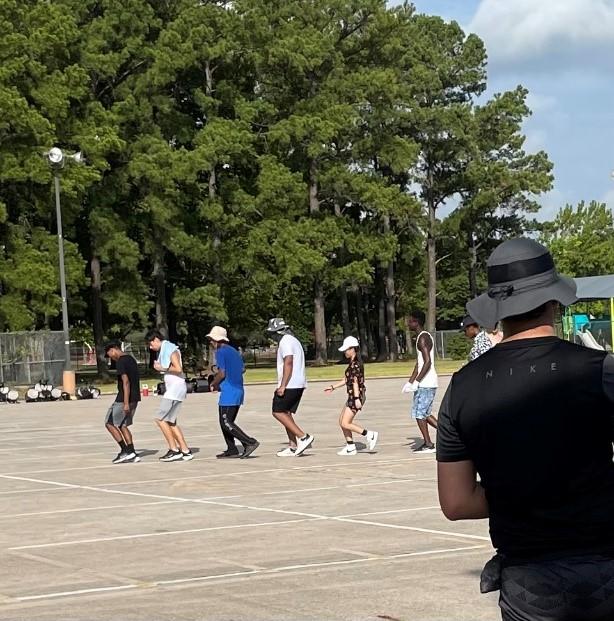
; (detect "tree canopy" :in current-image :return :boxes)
[0,0,573,367]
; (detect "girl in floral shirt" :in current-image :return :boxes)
[324,336,379,455]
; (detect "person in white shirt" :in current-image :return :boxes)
[145,329,193,462]
[405,310,438,453]
[267,318,314,457]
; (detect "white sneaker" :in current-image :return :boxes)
[276,447,297,457]
[366,430,379,451]
[337,444,357,456]
[294,434,314,456]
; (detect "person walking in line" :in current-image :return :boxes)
[462,315,493,361]
[104,341,141,464]
[267,318,314,457]
[324,336,378,455]
[437,238,614,621]
[145,329,193,462]
[404,310,438,453]
[207,326,259,459]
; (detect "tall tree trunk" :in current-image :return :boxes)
[468,231,478,298]
[309,158,327,365]
[383,215,398,361]
[375,267,388,361]
[334,201,352,339]
[313,281,327,365]
[426,198,437,334]
[355,288,369,360]
[377,285,388,361]
[340,286,352,337]
[153,249,168,339]
[206,59,222,290]
[90,254,109,380]
[385,260,398,361]
[404,314,414,357]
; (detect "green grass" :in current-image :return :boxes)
[85,359,464,394]
[244,359,463,383]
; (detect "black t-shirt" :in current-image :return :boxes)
[115,354,141,404]
[437,336,614,562]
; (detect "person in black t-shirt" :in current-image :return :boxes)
[437,238,614,621]
[104,342,142,464]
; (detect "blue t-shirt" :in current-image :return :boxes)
[216,344,245,406]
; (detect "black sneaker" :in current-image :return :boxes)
[112,451,131,464]
[159,449,182,462]
[240,441,260,459]
[216,451,240,459]
[181,451,194,461]
[414,443,435,453]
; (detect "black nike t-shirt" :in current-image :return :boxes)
[437,336,614,562]
[115,354,141,404]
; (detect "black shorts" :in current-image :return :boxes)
[499,555,614,621]
[272,388,304,414]
[346,396,366,414]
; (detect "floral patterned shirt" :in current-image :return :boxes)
[345,358,366,401]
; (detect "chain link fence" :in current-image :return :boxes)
[0,331,65,386]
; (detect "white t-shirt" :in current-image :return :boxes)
[277,334,307,389]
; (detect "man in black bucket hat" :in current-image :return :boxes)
[436,238,614,621]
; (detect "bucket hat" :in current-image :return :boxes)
[466,238,577,329]
[206,326,229,342]
[267,317,290,333]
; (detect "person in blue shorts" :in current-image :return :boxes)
[207,326,259,459]
[404,310,438,453]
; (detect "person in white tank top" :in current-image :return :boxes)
[405,310,438,452]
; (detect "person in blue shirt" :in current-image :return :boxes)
[207,326,259,459]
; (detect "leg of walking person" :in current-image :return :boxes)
[221,405,259,458]
[219,405,240,455]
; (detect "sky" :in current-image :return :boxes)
[392,0,614,221]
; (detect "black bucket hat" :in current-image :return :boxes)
[466,238,577,330]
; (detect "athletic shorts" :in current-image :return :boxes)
[157,398,183,424]
[272,388,304,414]
[106,402,137,427]
[499,555,614,621]
[411,387,436,420]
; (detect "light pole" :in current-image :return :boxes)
[45,147,84,395]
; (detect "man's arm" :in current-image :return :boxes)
[121,374,131,412]
[167,350,183,375]
[437,461,489,520]
[415,333,432,383]
[277,355,293,396]
[436,383,489,521]
[209,368,225,391]
[602,355,614,440]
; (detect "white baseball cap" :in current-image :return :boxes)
[338,336,360,352]
[206,326,229,342]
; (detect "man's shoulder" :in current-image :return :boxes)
[417,331,433,345]
[222,345,241,362]
[280,334,302,349]
[118,354,137,367]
